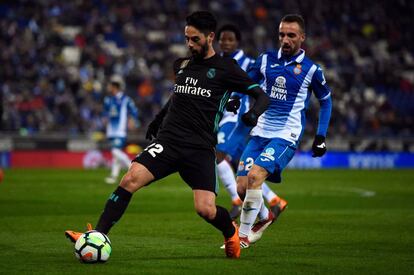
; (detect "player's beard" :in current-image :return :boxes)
[191,42,209,60]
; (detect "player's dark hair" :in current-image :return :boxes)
[186,11,217,35]
[281,14,305,33]
[110,81,121,89]
[217,24,241,42]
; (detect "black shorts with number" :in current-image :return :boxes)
[133,138,219,195]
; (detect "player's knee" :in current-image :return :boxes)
[195,204,216,220]
[247,170,264,189]
[119,170,143,193]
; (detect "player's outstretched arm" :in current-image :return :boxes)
[312,96,332,157]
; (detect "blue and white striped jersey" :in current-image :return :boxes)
[219,49,255,127]
[103,92,138,138]
[248,48,332,144]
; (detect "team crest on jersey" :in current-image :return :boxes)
[207,68,216,79]
[293,64,302,75]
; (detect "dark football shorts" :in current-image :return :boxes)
[133,138,219,195]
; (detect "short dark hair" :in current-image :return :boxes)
[281,14,305,33]
[185,11,217,35]
[217,24,242,42]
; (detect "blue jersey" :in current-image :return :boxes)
[103,92,138,139]
[219,49,255,127]
[248,48,332,144]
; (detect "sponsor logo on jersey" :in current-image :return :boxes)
[259,147,275,161]
[207,68,216,79]
[174,77,212,97]
[270,63,280,68]
[293,64,302,75]
[270,76,287,101]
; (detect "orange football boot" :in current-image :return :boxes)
[65,223,93,243]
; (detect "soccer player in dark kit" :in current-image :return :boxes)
[65,11,269,259]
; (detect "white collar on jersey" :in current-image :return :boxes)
[115,92,124,99]
[277,48,305,64]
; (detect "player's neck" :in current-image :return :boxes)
[204,48,216,59]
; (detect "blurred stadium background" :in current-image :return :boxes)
[0,0,413,167]
[1,1,414,274]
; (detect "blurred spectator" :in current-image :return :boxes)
[0,0,413,139]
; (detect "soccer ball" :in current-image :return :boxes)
[74,230,112,263]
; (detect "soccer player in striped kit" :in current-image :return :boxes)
[236,14,333,248]
[103,75,139,184]
[215,24,287,221]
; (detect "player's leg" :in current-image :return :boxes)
[193,190,240,258]
[235,136,267,248]
[216,151,242,219]
[106,156,121,184]
[106,138,130,183]
[95,162,154,234]
[262,183,288,220]
[238,165,268,247]
[248,138,296,243]
[66,162,154,242]
[66,140,176,242]
[216,123,242,219]
[112,147,131,168]
[180,147,240,258]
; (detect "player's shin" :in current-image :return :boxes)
[217,160,239,201]
[95,186,132,234]
[257,201,269,221]
[239,189,263,237]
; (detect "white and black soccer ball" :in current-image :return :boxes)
[74,230,112,263]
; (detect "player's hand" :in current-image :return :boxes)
[241,110,258,127]
[312,135,327,157]
[145,119,161,140]
[226,97,241,114]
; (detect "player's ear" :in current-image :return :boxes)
[207,32,215,44]
[300,32,306,43]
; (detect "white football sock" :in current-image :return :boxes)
[110,158,121,178]
[112,148,131,168]
[217,160,240,201]
[258,201,270,221]
[262,182,278,203]
[239,189,263,237]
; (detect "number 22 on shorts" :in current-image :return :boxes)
[144,143,164,157]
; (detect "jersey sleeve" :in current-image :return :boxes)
[223,59,260,94]
[247,54,264,83]
[127,97,139,120]
[311,65,331,100]
[103,97,110,117]
[311,65,332,137]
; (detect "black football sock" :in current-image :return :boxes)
[205,205,235,239]
[95,186,132,234]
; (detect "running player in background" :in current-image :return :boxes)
[237,14,333,248]
[103,75,139,184]
[216,24,287,221]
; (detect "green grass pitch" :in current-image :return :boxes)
[0,168,413,274]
